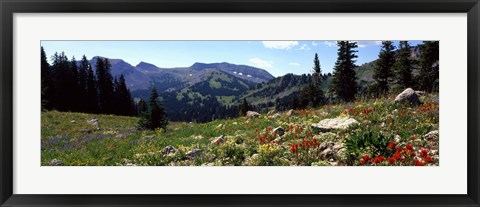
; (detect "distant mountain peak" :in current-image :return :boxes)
[136,61,158,67]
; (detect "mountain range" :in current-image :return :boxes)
[83,56,384,122]
[88,57,274,92]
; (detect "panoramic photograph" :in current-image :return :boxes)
[41,40,439,166]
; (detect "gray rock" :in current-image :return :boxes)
[394,88,422,105]
[246,111,260,118]
[311,117,359,131]
[415,91,426,96]
[186,148,202,158]
[270,113,281,118]
[424,130,439,141]
[212,135,225,144]
[87,118,99,128]
[162,145,177,155]
[272,136,284,144]
[47,159,63,166]
[266,110,276,116]
[286,109,295,116]
[273,127,285,136]
[319,142,335,152]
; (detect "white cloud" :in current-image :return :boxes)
[262,41,298,50]
[247,75,252,77]
[352,41,383,48]
[289,62,301,66]
[238,73,243,76]
[311,41,318,46]
[297,44,311,51]
[324,41,337,47]
[249,58,273,68]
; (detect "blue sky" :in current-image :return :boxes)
[41,40,423,77]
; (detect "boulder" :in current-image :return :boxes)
[266,110,276,116]
[186,148,202,158]
[286,109,295,116]
[272,127,285,136]
[423,130,439,141]
[394,88,422,105]
[162,145,177,155]
[47,159,63,166]
[87,118,99,128]
[270,113,281,118]
[311,117,359,131]
[246,111,260,118]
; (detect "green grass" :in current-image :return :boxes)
[42,93,439,166]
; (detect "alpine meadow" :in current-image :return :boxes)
[41,40,439,166]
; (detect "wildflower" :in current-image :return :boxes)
[414,159,424,166]
[406,143,413,151]
[423,156,433,163]
[372,156,384,164]
[290,144,298,153]
[388,141,396,149]
[360,154,370,165]
[420,148,429,158]
[388,157,396,165]
[294,133,298,138]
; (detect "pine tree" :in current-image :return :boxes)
[239,98,252,116]
[77,55,89,111]
[96,57,115,114]
[373,41,396,94]
[137,98,148,115]
[394,41,414,89]
[138,86,168,130]
[85,64,99,113]
[114,74,134,116]
[330,41,358,102]
[312,53,322,87]
[52,52,72,111]
[417,41,439,92]
[69,56,82,111]
[41,47,54,110]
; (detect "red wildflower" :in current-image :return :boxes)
[406,143,413,151]
[393,151,402,160]
[388,157,396,165]
[423,156,433,163]
[420,149,429,158]
[388,141,396,149]
[396,147,403,153]
[414,159,424,166]
[294,133,298,138]
[360,154,370,165]
[290,144,298,153]
[360,159,366,165]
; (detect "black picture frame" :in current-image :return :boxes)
[1,0,479,206]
